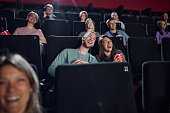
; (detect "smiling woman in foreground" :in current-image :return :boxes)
[0,53,42,113]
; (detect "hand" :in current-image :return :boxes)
[113,54,124,62]
[72,59,89,64]
[43,11,47,17]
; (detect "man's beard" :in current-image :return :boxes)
[83,42,94,49]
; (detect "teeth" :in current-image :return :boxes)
[88,41,92,44]
[6,96,20,101]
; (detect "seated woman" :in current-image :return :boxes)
[79,18,101,37]
[0,53,41,113]
[79,11,88,22]
[156,20,170,44]
[96,35,126,62]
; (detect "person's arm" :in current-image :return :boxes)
[156,31,161,44]
[48,49,67,77]
[118,30,129,45]
[38,29,47,44]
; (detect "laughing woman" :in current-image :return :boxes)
[0,53,42,113]
[96,35,126,62]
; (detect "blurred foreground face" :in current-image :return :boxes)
[0,64,32,113]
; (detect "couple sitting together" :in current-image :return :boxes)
[48,31,126,77]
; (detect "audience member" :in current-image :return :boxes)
[111,11,125,30]
[157,13,170,26]
[0,53,42,113]
[43,4,56,20]
[104,18,129,45]
[13,11,47,55]
[156,20,170,44]
[48,31,98,77]
[79,11,88,22]
[79,18,101,37]
[13,11,47,44]
[96,35,126,62]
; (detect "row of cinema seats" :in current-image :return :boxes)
[5,17,161,38]
[0,9,169,37]
[44,61,170,113]
[17,9,165,24]
[0,35,169,79]
[0,34,170,113]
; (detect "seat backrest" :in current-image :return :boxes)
[55,62,137,113]
[122,15,139,23]
[46,36,82,70]
[53,11,66,19]
[0,9,15,33]
[139,16,154,24]
[127,37,161,75]
[100,22,121,34]
[65,12,79,21]
[88,12,103,22]
[0,17,7,32]
[161,38,170,61]
[146,24,157,37]
[142,61,170,113]
[42,19,72,37]
[0,35,42,78]
[73,21,86,36]
[125,23,146,37]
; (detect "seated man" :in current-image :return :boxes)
[111,11,125,30]
[13,11,47,55]
[43,4,56,20]
[48,31,98,77]
[13,11,47,44]
[104,18,129,46]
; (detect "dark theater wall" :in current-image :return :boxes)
[0,0,169,12]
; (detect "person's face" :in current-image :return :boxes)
[83,32,96,48]
[163,13,168,20]
[102,37,113,52]
[80,13,87,22]
[27,13,38,25]
[87,20,94,29]
[108,20,117,30]
[160,21,167,29]
[0,64,32,113]
[111,12,118,20]
[46,6,53,15]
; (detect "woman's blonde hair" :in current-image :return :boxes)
[0,53,42,113]
[85,18,95,31]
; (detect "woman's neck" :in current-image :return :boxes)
[104,51,111,57]
[87,29,93,32]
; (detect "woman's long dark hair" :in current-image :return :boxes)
[96,35,118,62]
[158,20,168,35]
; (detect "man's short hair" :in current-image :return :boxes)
[106,18,116,26]
[44,4,53,10]
[27,11,39,20]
